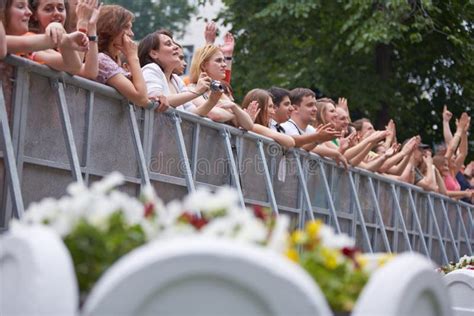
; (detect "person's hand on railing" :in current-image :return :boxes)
[149,95,169,113]
[334,152,349,170]
[46,22,67,47]
[59,31,89,52]
[204,21,217,45]
[243,101,261,123]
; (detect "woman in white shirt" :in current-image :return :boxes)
[138,30,220,116]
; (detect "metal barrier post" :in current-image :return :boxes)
[367,177,391,252]
[0,83,24,218]
[349,171,373,252]
[427,196,449,265]
[390,184,412,252]
[440,199,460,261]
[294,151,314,221]
[407,189,430,256]
[222,130,245,209]
[82,91,94,183]
[316,159,341,233]
[127,104,150,186]
[52,79,83,184]
[455,204,472,255]
[172,112,194,193]
[256,140,278,215]
[191,123,200,180]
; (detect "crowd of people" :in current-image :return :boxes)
[0,0,472,203]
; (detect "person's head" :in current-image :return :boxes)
[315,98,337,126]
[352,118,374,139]
[335,107,350,133]
[433,155,449,175]
[267,87,293,123]
[3,0,32,35]
[241,89,274,127]
[189,44,226,83]
[29,0,66,33]
[138,30,180,73]
[174,42,187,76]
[289,88,316,125]
[97,5,134,55]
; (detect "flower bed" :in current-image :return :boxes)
[12,172,394,312]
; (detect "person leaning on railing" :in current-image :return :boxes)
[94,5,168,112]
[188,44,254,130]
[266,87,294,132]
[240,88,295,148]
[279,88,347,168]
[138,30,220,117]
[3,0,88,66]
[22,0,90,74]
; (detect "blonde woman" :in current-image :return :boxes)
[189,44,253,130]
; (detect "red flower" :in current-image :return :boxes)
[342,247,358,259]
[253,205,267,221]
[144,203,154,218]
[180,212,209,230]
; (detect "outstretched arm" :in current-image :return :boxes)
[0,21,6,59]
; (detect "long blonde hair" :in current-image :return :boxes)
[189,44,221,84]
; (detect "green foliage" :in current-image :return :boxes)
[218,0,473,156]
[103,0,196,40]
[300,248,369,312]
[63,212,147,297]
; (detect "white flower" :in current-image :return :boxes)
[267,215,290,253]
[320,226,355,249]
[91,172,124,194]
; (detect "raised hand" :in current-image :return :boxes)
[456,112,470,132]
[442,105,452,122]
[46,22,67,47]
[220,32,235,57]
[60,31,89,52]
[204,21,217,44]
[337,97,348,112]
[244,100,261,122]
[89,1,103,26]
[76,0,97,28]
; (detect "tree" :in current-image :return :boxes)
[104,0,197,40]
[217,0,473,156]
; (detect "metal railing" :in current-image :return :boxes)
[1,55,472,264]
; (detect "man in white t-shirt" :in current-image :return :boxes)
[280,88,348,167]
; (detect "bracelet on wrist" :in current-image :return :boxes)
[87,35,98,42]
[189,90,203,97]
